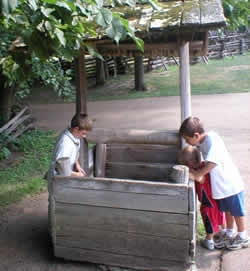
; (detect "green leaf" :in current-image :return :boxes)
[125,0,136,7]
[85,43,104,60]
[95,8,112,26]
[55,28,66,46]
[41,7,54,18]
[106,16,127,44]
[95,0,104,9]
[1,0,18,15]
[28,0,38,11]
[44,21,52,31]
[43,0,57,4]
[56,1,73,11]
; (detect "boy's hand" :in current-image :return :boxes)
[189,168,205,184]
[75,161,87,176]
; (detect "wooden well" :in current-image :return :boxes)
[49,128,196,270]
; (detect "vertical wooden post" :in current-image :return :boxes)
[179,40,191,123]
[74,49,89,173]
[135,55,145,91]
[179,40,192,148]
[75,49,88,114]
[96,58,105,85]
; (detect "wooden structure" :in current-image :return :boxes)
[50,128,197,270]
[77,0,226,118]
[49,1,226,270]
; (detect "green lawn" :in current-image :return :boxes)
[88,53,250,101]
[0,130,56,206]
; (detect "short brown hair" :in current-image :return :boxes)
[178,145,200,166]
[179,116,205,137]
[71,113,93,131]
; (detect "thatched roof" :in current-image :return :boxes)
[93,0,226,57]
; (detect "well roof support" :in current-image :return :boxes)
[179,40,192,123]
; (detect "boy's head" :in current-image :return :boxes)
[179,116,205,146]
[70,113,93,139]
[178,146,201,168]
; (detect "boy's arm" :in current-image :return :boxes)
[189,161,216,182]
[73,160,87,177]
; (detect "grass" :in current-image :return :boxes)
[0,129,56,206]
[87,53,250,101]
[26,53,250,103]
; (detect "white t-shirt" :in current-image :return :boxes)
[198,131,244,199]
[53,129,80,175]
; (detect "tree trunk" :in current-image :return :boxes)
[0,74,14,126]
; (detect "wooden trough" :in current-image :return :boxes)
[49,128,196,270]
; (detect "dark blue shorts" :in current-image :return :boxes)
[218,191,245,216]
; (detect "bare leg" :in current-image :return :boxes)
[205,233,214,240]
[234,216,246,232]
[225,211,234,230]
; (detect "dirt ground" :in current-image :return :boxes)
[0,92,250,271]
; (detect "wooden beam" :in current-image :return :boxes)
[75,49,87,114]
[179,40,191,123]
[95,40,205,57]
[87,128,179,146]
[74,49,89,173]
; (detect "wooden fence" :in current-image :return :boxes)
[63,31,249,83]
[207,31,249,59]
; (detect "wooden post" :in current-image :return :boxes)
[96,58,105,85]
[179,40,191,123]
[94,143,107,177]
[135,55,145,91]
[74,49,88,173]
[75,49,87,114]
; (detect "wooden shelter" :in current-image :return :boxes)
[76,0,226,121]
[49,1,226,270]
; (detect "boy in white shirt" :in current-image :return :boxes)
[51,113,93,177]
[179,116,248,250]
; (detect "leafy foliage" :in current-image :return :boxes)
[0,0,145,121]
[0,132,19,160]
[0,129,56,206]
[222,0,249,31]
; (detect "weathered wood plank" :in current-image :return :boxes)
[53,177,189,213]
[55,245,188,271]
[55,229,189,261]
[200,0,226,26]
[54,176,189,195]
[105,161,176,182]
[94,143,106,177]
[55,203,189,239]
[150,1,183,29]
[182,0,200,26]
[106,144,178,163]
[189,211,196,260]
[87,128,179,145]
[169,164,189,184]
[188,179,196,212]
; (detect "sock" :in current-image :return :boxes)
[206,238,214,244]
[219,227,226,233]
[238,231,247,239]
[226,228,235,237]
